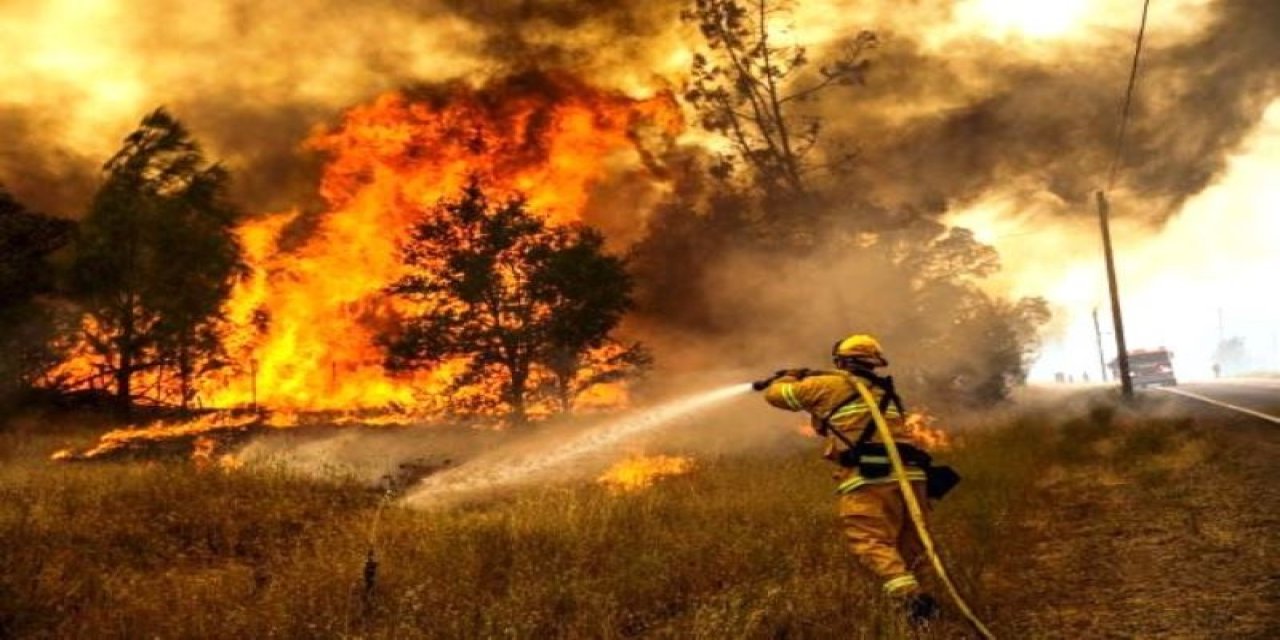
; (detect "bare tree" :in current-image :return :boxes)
[683,0,876,199]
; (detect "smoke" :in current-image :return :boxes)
[234,423,507,487]
[4,0,1274,221]
[231,381,782,504]
[0,0,485,215]
[402,382,749,506]
[2,0,1276,383]
[0,0,688,216]
[954,102,1280,380]
[0,106,98,216]
[802,0,1280,223]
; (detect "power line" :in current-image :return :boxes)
[1107,0,1153,189]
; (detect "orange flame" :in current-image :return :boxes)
[191,435,217,469]
[206,73,679,414]
[51,72,681,416]
[597,454,695,493]
[904,411,952,450]
[51,412,260,462]
[47,408,423,463]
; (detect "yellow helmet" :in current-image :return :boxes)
[832,334,888,367]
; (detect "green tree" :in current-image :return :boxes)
[71,108,244,416]
[0,186,74,408]
[382,180,646,424]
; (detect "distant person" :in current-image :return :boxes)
[1083,371,1091,383]
[757,334,941,627]
[1213,363,1221,378]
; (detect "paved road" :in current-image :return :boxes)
[1150,378,1280,423]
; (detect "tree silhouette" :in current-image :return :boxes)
[382,180,646,424]
[71,109,244,416]
[629,3,1050,404]
[0,186,74,407]
[683,0,876,200]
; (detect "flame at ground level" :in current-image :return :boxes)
[49,72,682,417]
[205,73,680,414]
[597,454,695,493]
[905,412,952,451]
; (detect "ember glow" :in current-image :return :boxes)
[8,0,1278,415]
[213,76,678,413]
[52,73,681,415]
[904,412,951,451]
[54,412,259,462]
[597,454,695,493]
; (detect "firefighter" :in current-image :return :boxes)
[761,334,940,625]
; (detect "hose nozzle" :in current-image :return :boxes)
[751,368,813,392]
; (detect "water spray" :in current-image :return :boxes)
[404,383,752,505]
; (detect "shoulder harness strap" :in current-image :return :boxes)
[819,368,907,449]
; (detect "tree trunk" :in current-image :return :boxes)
[115,352,132,420]
[178,329,192,414]
[508,363,529,426]
[557,373,572,415]
[115,307,134,420]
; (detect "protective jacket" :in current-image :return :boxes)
[763,370,926,493]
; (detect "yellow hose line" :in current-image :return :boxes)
[853,381,996,640]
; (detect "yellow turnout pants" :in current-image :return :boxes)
[837,480,929,596]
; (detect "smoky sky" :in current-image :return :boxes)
[0,0,1275,225]
[816,0,1280,223]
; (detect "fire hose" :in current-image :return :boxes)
[755,371,994,637]
[850,379,996,639]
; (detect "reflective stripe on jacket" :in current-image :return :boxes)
[763,371,922,491]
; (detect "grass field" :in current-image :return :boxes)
[1,390,1274,639]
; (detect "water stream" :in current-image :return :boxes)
[403,383,752,506]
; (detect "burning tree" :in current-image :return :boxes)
[382,180,646,424]
[69,109,244,416]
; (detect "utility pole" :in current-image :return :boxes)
[1096,191,1133,398]
[1096,0,1150,400]
[1092,307,1108,382]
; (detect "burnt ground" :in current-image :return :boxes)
[998,393,1280,639]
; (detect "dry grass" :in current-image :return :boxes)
[2,391,1266,639]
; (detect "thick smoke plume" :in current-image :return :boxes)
[3,0,1277,388]
[3,1,1274,221]
[850,0,1280,221]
